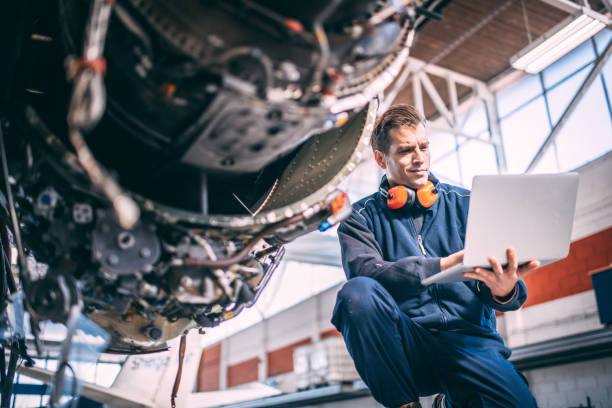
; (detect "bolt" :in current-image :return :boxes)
[107,254,119,266]
[145,326,162,340]
[117,231,135,250]
[140,247,151,258]
[141,264,153,273]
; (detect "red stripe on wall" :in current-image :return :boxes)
[267,338,311,377]
[227,357,259,388]
[197,343,221,392]
[320,328,342,339]
[522,227,612,308]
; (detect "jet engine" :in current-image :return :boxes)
[0,0,443,353]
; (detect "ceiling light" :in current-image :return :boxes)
[510,7,609,74]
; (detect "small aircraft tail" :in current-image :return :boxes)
[18,329,203,408]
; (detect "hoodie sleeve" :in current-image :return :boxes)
[471,279,528,312]
[338,213,441,295]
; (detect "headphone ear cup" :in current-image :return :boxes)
[386,186,407,209]
[387,185,416,209]
[416,180,439,209]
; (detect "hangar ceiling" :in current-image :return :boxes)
[396,0,608,117]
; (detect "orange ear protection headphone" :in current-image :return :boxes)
[379,177,439,210]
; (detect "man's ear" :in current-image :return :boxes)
[374,150,387,169]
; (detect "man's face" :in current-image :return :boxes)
[374,124,430,189]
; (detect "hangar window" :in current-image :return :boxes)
[495,30,611,178]
[501,98,551,174]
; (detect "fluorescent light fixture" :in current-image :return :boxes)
[510,7,609,74]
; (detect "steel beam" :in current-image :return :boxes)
[407,57,486,89]
[481,86,508,173]
[380,55,487,118]
[447,75,459,123]
[526,38,612,173]
[418,71,455,126]
[428,126,495,144]
[537,0,582,13]
[412,73,424,117]
[538,0,611,21]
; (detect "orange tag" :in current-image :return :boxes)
[330,193,348,214]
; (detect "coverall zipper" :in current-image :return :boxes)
[410,216,448,328]
[417,235,426,255]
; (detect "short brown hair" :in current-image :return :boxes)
[372,104,426,154]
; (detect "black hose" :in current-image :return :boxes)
[1,344,18,408]
[0,120,30,291]
[0,220,17,295]
[0,346,6,403]
[0,242,5,306]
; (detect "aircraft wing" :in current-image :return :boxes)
[187,383,282,408]
[16,365,154,408]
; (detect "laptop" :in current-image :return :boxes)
[420,173,579,286]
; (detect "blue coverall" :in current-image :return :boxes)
[331,177,537,408]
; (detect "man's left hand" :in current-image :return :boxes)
[463,247,540,300]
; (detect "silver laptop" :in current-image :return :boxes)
[421,173,579,285]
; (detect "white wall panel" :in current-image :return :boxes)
[524,357,612,408]
[499,290,603,348]
[225,324,265,365]
[571,151,612,240]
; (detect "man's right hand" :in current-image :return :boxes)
[440,249,464,270]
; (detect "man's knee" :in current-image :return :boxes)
[336,276,380,313]
[333,276,397,326]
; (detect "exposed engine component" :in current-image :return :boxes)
[91,210,161,276]
[0,0,447,353]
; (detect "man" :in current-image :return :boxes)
[331,105,540,408]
